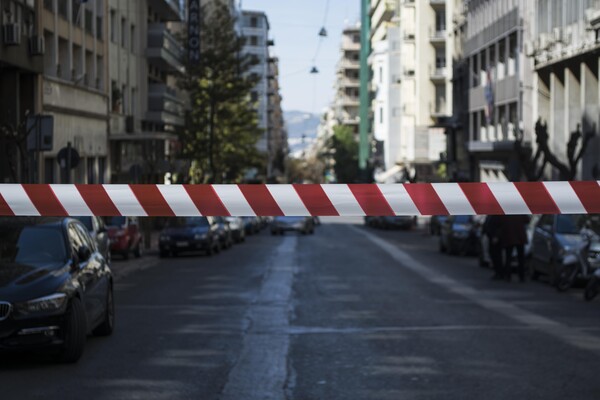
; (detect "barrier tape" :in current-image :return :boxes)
[0,182,599,217]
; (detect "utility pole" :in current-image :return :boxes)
[358,0,371,182]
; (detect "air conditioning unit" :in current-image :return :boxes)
[404,68,415,76]
[539,33,551,50]
[553,27,562,43]
[3,23,21,46]
[29,36,45,55]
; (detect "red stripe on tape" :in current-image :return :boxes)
[22,184,68,216]
[184,185,230,216]
[0,193,14,216]
[403,183,448,216]
[458,183,504,215]
[293,184,339,216]
[130,185,175,217]
[570,181,600,213]
[514,182,559,214]
[76,185,121,216]
[239,185,284,216]
[348,184,395,216]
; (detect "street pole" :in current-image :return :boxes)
[358,0,371,182]
[66,141,72,184]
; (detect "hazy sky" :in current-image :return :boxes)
[240,0,360,114]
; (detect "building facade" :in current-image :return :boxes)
[530,0,600,180]
[0,0,44,183]
[334,26,361,136]
[108,0,186,184]
[370,0,453,182]
[266,56,287,181]
[241,10,270,154]
[40,0,110,184]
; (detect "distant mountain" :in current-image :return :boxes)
[284,111,320,158]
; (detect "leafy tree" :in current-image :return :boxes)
[329,125,359,183]
[180,1,264,183]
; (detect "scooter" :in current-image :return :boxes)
[584,268,600,301]
[555,229,599,292]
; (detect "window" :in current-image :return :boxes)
[121,17,126,47]
[435,11,446,32]
[87,158,95,184]
[110,10,116,42]
[379,107,384,124]
[130,24,136,51]
[353,34,360,43]
[250,17,258,27]
[251,91,258,102]
[98,157,106,184]
[45,157,55,183]
[250,36,258,46]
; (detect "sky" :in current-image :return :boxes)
[240,0,360,114]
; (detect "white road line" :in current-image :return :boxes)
[221,236,296,400]
[349,225,600,353]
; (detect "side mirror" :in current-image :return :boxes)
[77,245,92,262]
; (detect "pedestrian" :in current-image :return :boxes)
[483,215,503,280]
[498,215,530,282]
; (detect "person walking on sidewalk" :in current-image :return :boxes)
[483,215,504,280]
[499,215,530,282]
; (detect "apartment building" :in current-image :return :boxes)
[40,0,109,184]
[462,0,534,182]
[107,0,186,184]
[530,0,600,180]
[0,0,43,183]
[334,26,361,135]
[241,10,271,154]
[370,0,453,182]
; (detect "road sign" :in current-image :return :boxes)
[57,145,80,170]
[26,115,54,152]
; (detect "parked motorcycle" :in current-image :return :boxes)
[555,229,600,292]
[584,269,600,301]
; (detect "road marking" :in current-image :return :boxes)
[350,225,600,353]
[221,236,296,400]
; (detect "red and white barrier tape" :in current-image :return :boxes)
[0,182,599,217]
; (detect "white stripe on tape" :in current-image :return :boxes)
[212,185,256,216]
[542,182,586,214]
[0,184,40,216]
[377,184,420,216]
[321,184,365,216]
[487,182,531,214]
[157,185,201,217]
[103,185,147,216]
[266,184,310,216]
[432,183,476,215]
[50,185,93,216]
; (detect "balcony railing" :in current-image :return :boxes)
[147,24,185,73]
[430,100,447,117]
[147,83,185,127]
[147,0,183,22]
[430,65,446,80]
[429,28,446,43]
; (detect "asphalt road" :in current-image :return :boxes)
[2,218,600,400]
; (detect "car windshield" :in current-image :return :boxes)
[105,216,126,227]
[0,225,67,264]
[556,215,583,234]
[75,216,93,231]
[168,217,210,228]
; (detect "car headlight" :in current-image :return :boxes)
[15,293,68,316]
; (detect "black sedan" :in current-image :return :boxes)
[439,215,479,255]
[159,217,220,257]
[0,217,114,363]
[271,216,315,235]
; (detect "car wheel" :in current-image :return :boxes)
[134,242,142,258]
[60,297,87,363]
[93,285,115,337]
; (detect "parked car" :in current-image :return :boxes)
[75,216,111,264]
[530,214,596,285]
[242,217,260,235]
[439,215,479,255]
[214,217,234,250]
[104,216,143,260]
[378,216,416,230]
[0,217,114,363]
[271,216,315,235]
[225,216,246,243]
[430,215,448,236]
[159,217,220,257]
[477,215,540,268]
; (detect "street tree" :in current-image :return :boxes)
[180,1,264,183]
[329,125,359,183]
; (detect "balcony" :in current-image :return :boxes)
[339,96,360,107]
[430,99,447,118]
[147,24,185,73]
[430,0,446,8]
[430,65,446,82]
[147,0,183,21]
[429,28,446,45]
[339,77,360,88]
[146,83,185,127]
